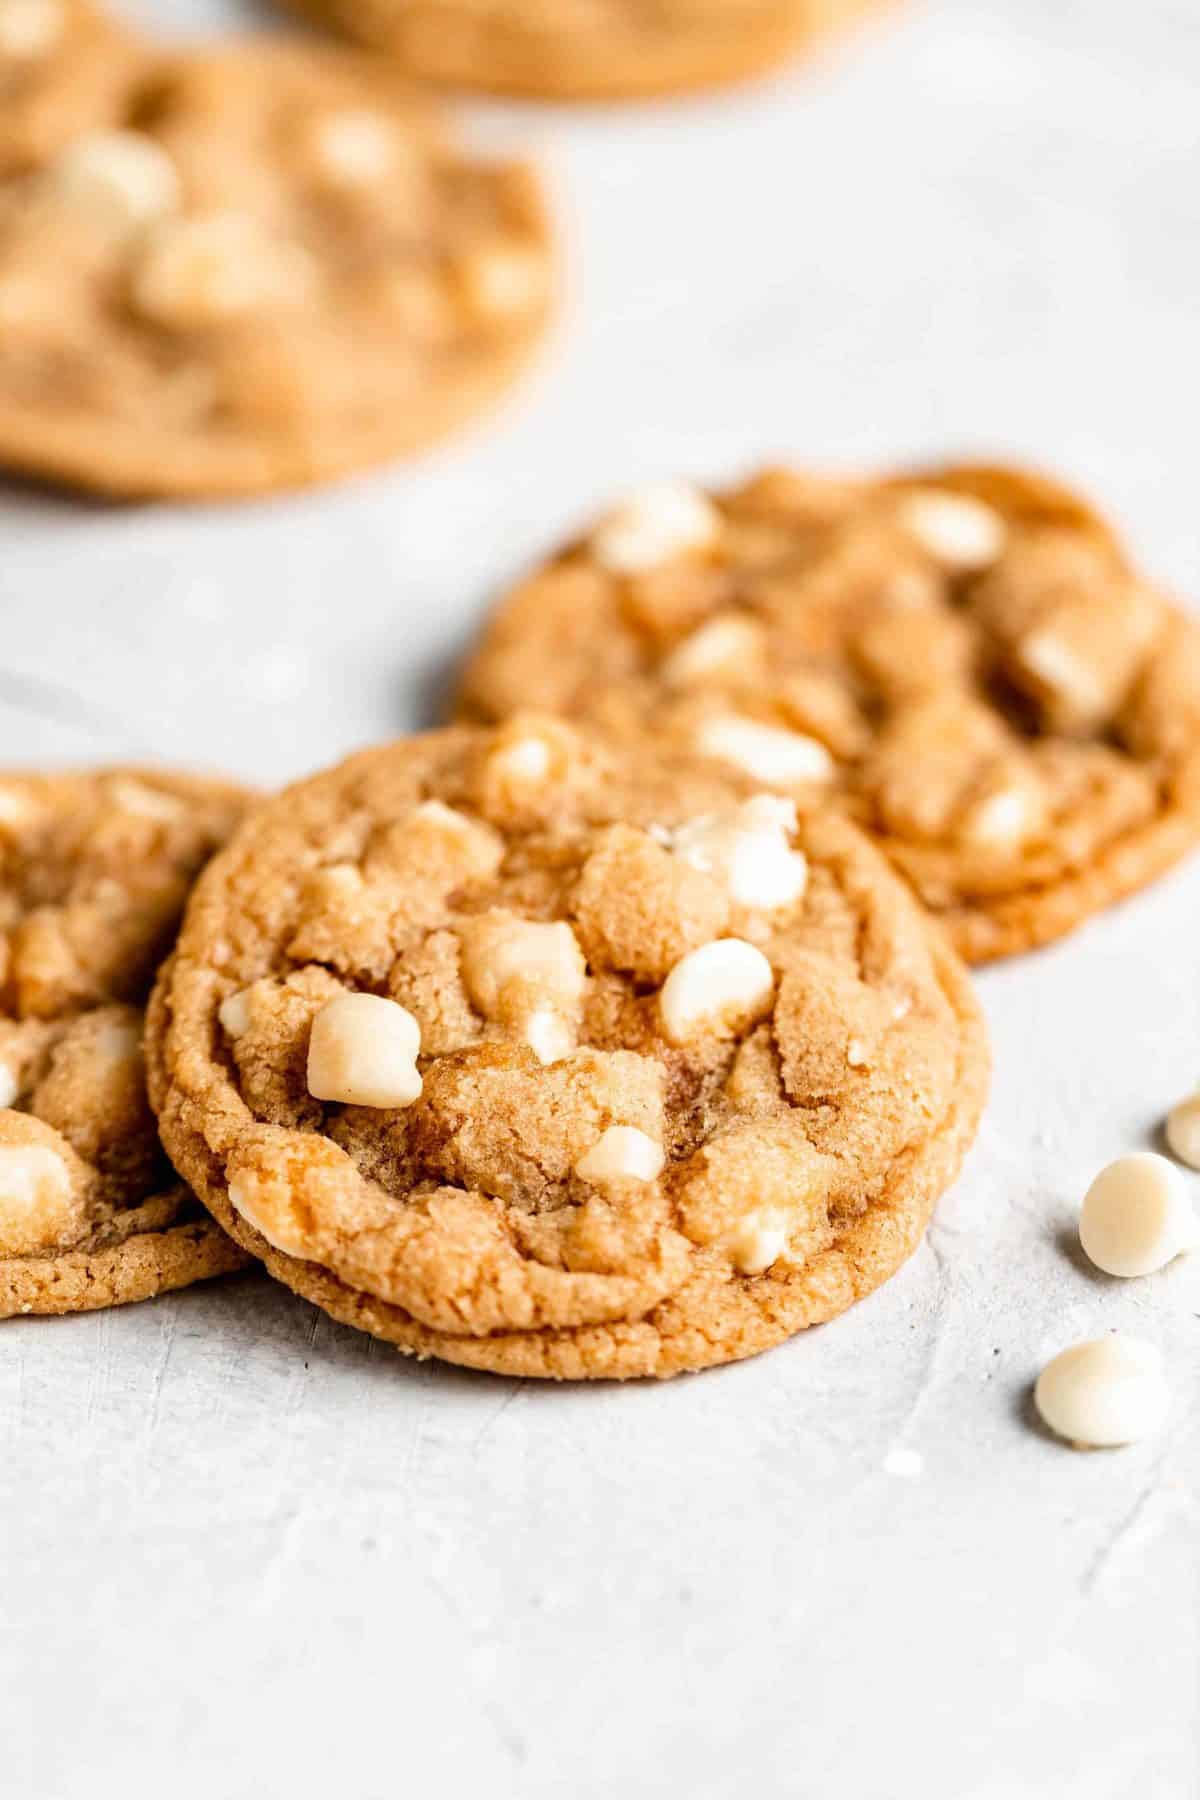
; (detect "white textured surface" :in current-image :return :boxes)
[4,2,1200,1794]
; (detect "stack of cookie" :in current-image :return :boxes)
[5,456,1199,1387]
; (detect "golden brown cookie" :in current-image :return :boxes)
[457,465,1200,963]
[0,0,144,180]
[0,39,553,499]
[281,0,879,101]
[0,768,251,1318]
[146,721,988,1379]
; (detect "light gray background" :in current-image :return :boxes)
[3,2,1200,1794]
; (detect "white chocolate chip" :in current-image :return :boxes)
[575,1125,665,1187]
[132,213,316,331]
[0,1143,75,1255]
[306,992,422,1109]
[309,109,399,185]
[898,489,1007,571]
[1035,1335,1169,1449]
[523,1007,575,1066]
[227,1170,309,1259]
[659,938,775,1045]
[218,989,253,1040]
[458,243,547,320]
[847,1039,868,1068]
[1019,630,1107,719]
[107,778,186,822]
[670,794,808,912]
[0,783,36,825]
[459,913,587,1063]
[45,130,180,230]
[461,916,586,1018]
[726,1207,789,1275]
[487,735,552,786]
[1166,1092,1200,1170]
[694,715,835,788]
[959,783,1041,852]
[661,613,764,688]
[1078,1151,1198,1277]
[411,800,503,872]
[590,481,720,576]
[0,0,64,59]
[0,1063,18,1110]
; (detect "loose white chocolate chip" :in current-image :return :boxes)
[1078,1151,1198,1277]
[590,481,720,576]
[659,938,775,1045]
[0,0,64,59]
[898,489,1006,571]
[227,1170,309,1259]
[959,783,1041,852]
[1166,1092,1200,1170]
[45,130,180,230]
[218,990,253,1040]
[0,1063,18,1110]
[307,992,422,1109]
[575,1126,665,1187]
[0,1144,75,1256]
[671,794,808,911]
[694,715,835,788]
[726,1207,789,1275]
[309,109,399,185]
[133,213,316,331]
[1035,1335,1169,1449]
[662,613,764,688]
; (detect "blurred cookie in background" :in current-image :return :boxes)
[456,463,1200,962]
[0,769,251,1319]
[278,0,882,101]
[0,0,145,179]
[0,39,554,498]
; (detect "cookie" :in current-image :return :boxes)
[0,768,251,1318]
[280,0,878,101]
[457,465,1200,963]
[145,721,988,1379]
[0,0,144,180]
[0,40,553,499]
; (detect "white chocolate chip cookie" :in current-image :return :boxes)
[0,39,554,498]
[458,462,1200,964]
[0,768,250,1319]
[146,720,988,1380]
[273,0,884,101]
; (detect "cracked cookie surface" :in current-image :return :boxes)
[146,721,987,1379]
[0,768,251,1318]
[0,0,144,180]
[278,0,879,100]
[457,464,1200,962]
[0,38,553,498]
